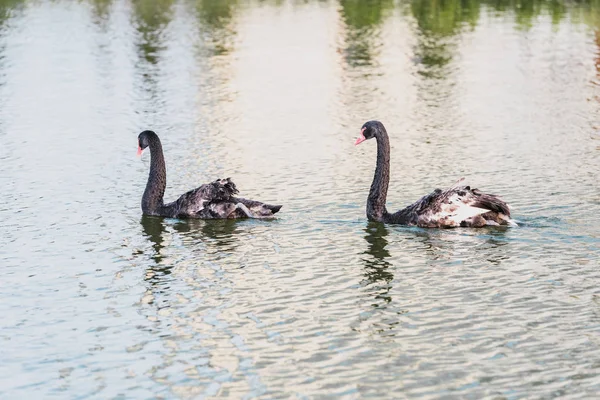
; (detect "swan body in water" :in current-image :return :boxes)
[137,130,282,219]
[355,121,515,228]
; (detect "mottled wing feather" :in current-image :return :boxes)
[168,178,239,218]
[392,184,511,228]
[163,178,281,219]
[469,189,511,216]
[232,197,283,218]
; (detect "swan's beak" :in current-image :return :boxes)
[137,146,143,157]
[354,128,366,145]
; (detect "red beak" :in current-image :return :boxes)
[137,146,143,157]
[354,128,366,145]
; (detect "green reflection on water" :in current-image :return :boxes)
[339,0,394,67]
[71,0,600,70]
[410,0,480,37]
[89,0,112,24]
[132,0,175,65]
[194,0,237,29]
[192,0,238,55]
[408,0,600,34]
[335,0,600,73]
[0,0,23,28]
[406,0,600,76]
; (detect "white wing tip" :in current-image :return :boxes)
[447,205,490,224]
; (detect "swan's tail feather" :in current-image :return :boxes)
[233,197,282,218]
[500,213,518,227]
[268,204,283,214]
[470,189,511,216]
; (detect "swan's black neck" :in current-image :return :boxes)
[142,135,167,216]
[366,128,414,224]
[367,129,391,222]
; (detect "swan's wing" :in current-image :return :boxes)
[417,190,490,227]
[231,197,283,218]
[165,179,282,219]
[171,178,240,218]
[468,188,511,216]
[186,178,239,205]
[398,184,512,227]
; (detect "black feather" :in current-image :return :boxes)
[138,130,281,219]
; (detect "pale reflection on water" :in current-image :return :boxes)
[0,0,599,398]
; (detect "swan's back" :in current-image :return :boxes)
[162,178,236,217]
[165,178,282,219]
[388,183,514,228]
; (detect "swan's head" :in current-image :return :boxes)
[355,120,386,145]
[137,130,157,157]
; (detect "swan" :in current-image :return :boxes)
[355,121,514,228]
[137,130,282,219]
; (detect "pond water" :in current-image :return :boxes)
[1,0,599,398]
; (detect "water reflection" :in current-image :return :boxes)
[0,0,23,26]
[407,0,596,79]
[591,26,600,145]
[594,30,600,128]
[130,0,175,123]
[409,0,479,78]
[193,0,238,56]
[141,216,241,260]
[0,0,23,74]
[338,0,393,67]
[139,216,174,311]
[138,216,242,312]
[410,0,479,37]
[172,219,240,253]
[409,0,587,37]
[0,0,23,118]
[140,215,168,263]
[361,222,393,305]
[498,0,563,28]
[132,0,174,65]
[89,0,112,26]
[140,215,173,292]
[411,227,511,266]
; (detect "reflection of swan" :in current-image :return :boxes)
[361,221,393,304]
[171,219,240,253]
[411,227,511,265]
[173,218,238,237]
[138,217,244,308]
[140,216,173,298]
[140,215,168,264]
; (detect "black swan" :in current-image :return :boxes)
[355,121,515,228]
[137,130,282,219]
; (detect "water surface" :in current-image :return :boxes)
[1,0,599,398]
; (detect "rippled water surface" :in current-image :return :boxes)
[1,0,600,398]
